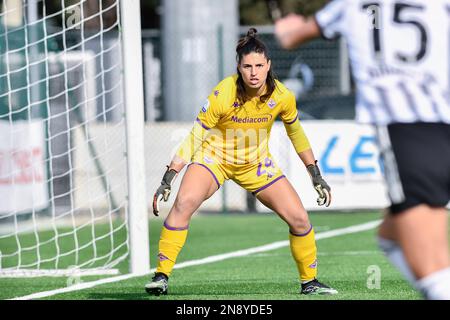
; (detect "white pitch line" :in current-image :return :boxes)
[10,219,381,300]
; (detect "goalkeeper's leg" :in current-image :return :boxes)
[145,164,219,295]
[255,177,337,295]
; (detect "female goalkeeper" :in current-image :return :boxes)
[145,28,337,296]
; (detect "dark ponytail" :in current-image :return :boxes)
[236,28,276,106]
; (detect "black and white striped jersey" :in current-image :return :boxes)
[315,0,450,125]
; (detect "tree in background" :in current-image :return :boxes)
[0,0,120,30]
[140,0,160,29]
[0,0,329,30]
[55,0,118,30]
[239,0,330,25]
[82,0,118,30]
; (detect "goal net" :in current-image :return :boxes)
[0,0,148,277]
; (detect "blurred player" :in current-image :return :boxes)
[145,28,337,296]
[274,0,450,299]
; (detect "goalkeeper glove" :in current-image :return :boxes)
[306,161,331,207]
[152,166,178,216]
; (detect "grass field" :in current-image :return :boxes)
[0,211,426,300]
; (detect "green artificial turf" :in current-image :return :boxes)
[1,211,424,300]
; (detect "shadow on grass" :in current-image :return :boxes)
[87,292,154,300]
[85,279,419,300]
[86,281,303,300]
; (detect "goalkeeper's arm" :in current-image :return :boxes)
[152,123,208,216]
[284,120,331,207]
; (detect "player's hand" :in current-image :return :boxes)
[274,14,308,49]
[152,166,178,216]
[306,161,331,207]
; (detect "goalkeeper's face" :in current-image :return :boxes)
[238,52,271,91]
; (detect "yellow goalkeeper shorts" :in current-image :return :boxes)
[191,151,285,195]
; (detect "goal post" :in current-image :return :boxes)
[120,0,150,275]
[0,0,149,277]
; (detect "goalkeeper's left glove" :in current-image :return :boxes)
[152,166,178,216]
[306,161,331,207]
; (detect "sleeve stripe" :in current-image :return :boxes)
[321,11,344,31]
[284,113,299,125]
[317,11,344,39]
[315,0,345,40]
[196,117,211,130]
[314,15,328,40]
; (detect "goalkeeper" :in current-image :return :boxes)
[145,28,337,296]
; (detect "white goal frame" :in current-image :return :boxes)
[0,0,149,278]
[120,0,149,275]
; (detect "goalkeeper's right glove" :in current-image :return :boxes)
[306,161,331,207]
[152,166,178,216]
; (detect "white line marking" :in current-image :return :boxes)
[10,219,381,300]
[0,268,119,278]
[254,251,381,257]
[318,250,381,256]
